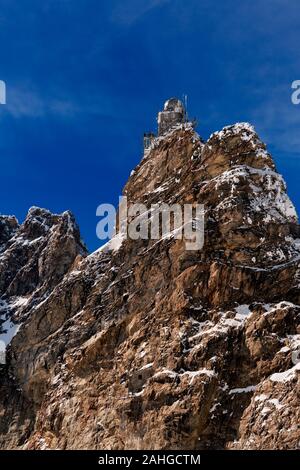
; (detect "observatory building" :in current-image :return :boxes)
[157,98,186,136]
[143,97,192,153]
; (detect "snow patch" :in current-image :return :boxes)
[210,122,256,141]
[91,232,125,257]
[263,301,296,317]
[182,369,216,384]
[270,363,300,383]
[229,385,257,395]
[255,394,268,402]
[0,318,20,352]
[152,367,215,384]
[235,304,252,320]
[139,362,153,371]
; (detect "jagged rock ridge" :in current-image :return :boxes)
[0,121,299,450]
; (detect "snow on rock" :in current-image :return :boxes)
[209,122,257,141]
[91,232,125,257]
[188,310,246,346]
[263,301,297,317]
[209,122,272,161]
[0,296,28,350]
[0,297,29,316]
[254,394,268,402]
[269,363,300,383]
[152,368,178,380]
[9,296,29,309]
[139,362,154,371]
[208,164,297,222]
[142,122,198,159]
[152,367,216,384]
[182,368,216,384]
[287,334,300,351]
[0,297,28,354]
[235,304,252,320]
[229,385,257,395]
[0,317,20,352]
[268,398,284,410]
[279,346,291,354]
[253,394,284,413]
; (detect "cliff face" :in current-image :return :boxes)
[0,123,299,450]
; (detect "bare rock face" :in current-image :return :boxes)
[0,207,87,297]
[0,122,299,450]
[0,216,19,251]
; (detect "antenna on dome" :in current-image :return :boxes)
[183,94,188,123]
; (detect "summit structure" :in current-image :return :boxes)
[144,97,189,152]
[157,98,186,135]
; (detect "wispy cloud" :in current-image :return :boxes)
[4,87,80,119]
[111,0,170,26]
[2,84,139,123]
[249,83,300,154]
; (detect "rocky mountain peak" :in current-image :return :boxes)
[0,115,299,450]
[0,215,19,252]
[0,207,87,326]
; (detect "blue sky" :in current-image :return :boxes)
[0,0,300,251]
